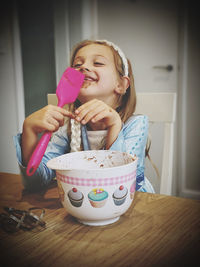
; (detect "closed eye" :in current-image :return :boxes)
[94,62,104,66]
[74,63,82,68]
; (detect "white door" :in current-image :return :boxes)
[97,0,178,93]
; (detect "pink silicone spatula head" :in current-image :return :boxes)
[56,67,85,107]
[26,67,84,176]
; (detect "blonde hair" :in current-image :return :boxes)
[68,39,136,151]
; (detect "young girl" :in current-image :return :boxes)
[14,39,154,193]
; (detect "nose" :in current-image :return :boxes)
[80,65,90,72]
[79,66,90,73]
[79,60,91,73]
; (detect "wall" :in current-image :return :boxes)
[0,3,20,173]
[18,0,56,117]
[177,2,200,198]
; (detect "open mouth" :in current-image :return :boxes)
[84,75,98,82]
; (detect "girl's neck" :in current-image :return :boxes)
[86,121,107,131]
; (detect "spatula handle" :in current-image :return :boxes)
[26,132,52,176]
[26,102,64,176]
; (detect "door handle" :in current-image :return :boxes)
[153,64,173,72]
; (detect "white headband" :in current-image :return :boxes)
[97,40,129,76]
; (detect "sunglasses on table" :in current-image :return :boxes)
[0,207,46,233]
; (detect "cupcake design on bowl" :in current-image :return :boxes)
[88,188,108,208]
[57,180,65,202]
[112,185,128,206]
[68,187,84,207]
[130,181,136,199]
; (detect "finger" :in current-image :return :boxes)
[75,99,99,115]
[42,110,63,131]
[90,110,111,123]
[92,107,119,125]
[48,110,64,121]
[48,110,74,124]
[42,115,64,132]
[48,105,72,117]
[81,106,107,124]
[46,117,60,130]
[64,110,76,119]
[75,100,103,122]
[75,105,95,121]
[42,121,58,132]
[43,112,62,129]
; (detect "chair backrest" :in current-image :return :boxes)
[48,94,58,106]
[48,92,177,195]
[135,92,177,195]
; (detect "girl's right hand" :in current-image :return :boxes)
[23,105,74,134]
[22,105,74,165]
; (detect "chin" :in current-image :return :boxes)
[78,96,95,104]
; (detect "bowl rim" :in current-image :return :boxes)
[47,150,138,171]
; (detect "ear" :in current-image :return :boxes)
[114,76,130,95]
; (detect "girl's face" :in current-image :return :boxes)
[72,44,123,108]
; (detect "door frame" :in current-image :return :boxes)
[177,4,200,199]
[13,2,25,132]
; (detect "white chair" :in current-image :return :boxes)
[135,92,177,195]
[47,92,177,195]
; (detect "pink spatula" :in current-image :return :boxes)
[26,67,84,176]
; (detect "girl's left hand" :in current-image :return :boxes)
[74,99,121,130]
[74,99,122,149]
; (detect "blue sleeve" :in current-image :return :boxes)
[110,115,148,179]
[13,124,70,192]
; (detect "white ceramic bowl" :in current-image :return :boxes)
[47,150,137,226]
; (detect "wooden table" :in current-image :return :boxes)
[0,172,199,267]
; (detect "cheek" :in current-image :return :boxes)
[99,70,119,87]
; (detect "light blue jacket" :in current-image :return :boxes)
[14,115,154,193]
